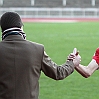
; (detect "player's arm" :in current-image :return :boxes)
[75,59,99,78]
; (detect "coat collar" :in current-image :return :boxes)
[2,35,26,41]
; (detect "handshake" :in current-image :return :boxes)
[67,48,81,67]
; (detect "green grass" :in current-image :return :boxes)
[23,22,99,99]
[24,22,99,65]
[2,22,99,99]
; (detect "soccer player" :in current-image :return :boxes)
[75,48,99,78]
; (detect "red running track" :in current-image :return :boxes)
[22,18,99,23]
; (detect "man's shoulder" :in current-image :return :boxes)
[26,40,44,48]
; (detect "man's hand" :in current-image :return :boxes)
[67,48,81,67]
[67,53,75,61]
[73,48,81,67]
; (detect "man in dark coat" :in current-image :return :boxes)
[0,12,80,99]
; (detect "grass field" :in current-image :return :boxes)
[2,21,99,99]
[23,22,99,99]
[23,21,99,99]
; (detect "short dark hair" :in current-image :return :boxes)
[0,12,23,32]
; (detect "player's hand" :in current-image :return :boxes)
[73,48,81,67]
[67,48,79,60]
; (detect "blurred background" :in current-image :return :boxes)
[0,0,99,19]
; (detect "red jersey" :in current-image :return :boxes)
[93,48,99,65]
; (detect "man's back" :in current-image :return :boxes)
[0,11,78,99]
[0,35,44,99]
